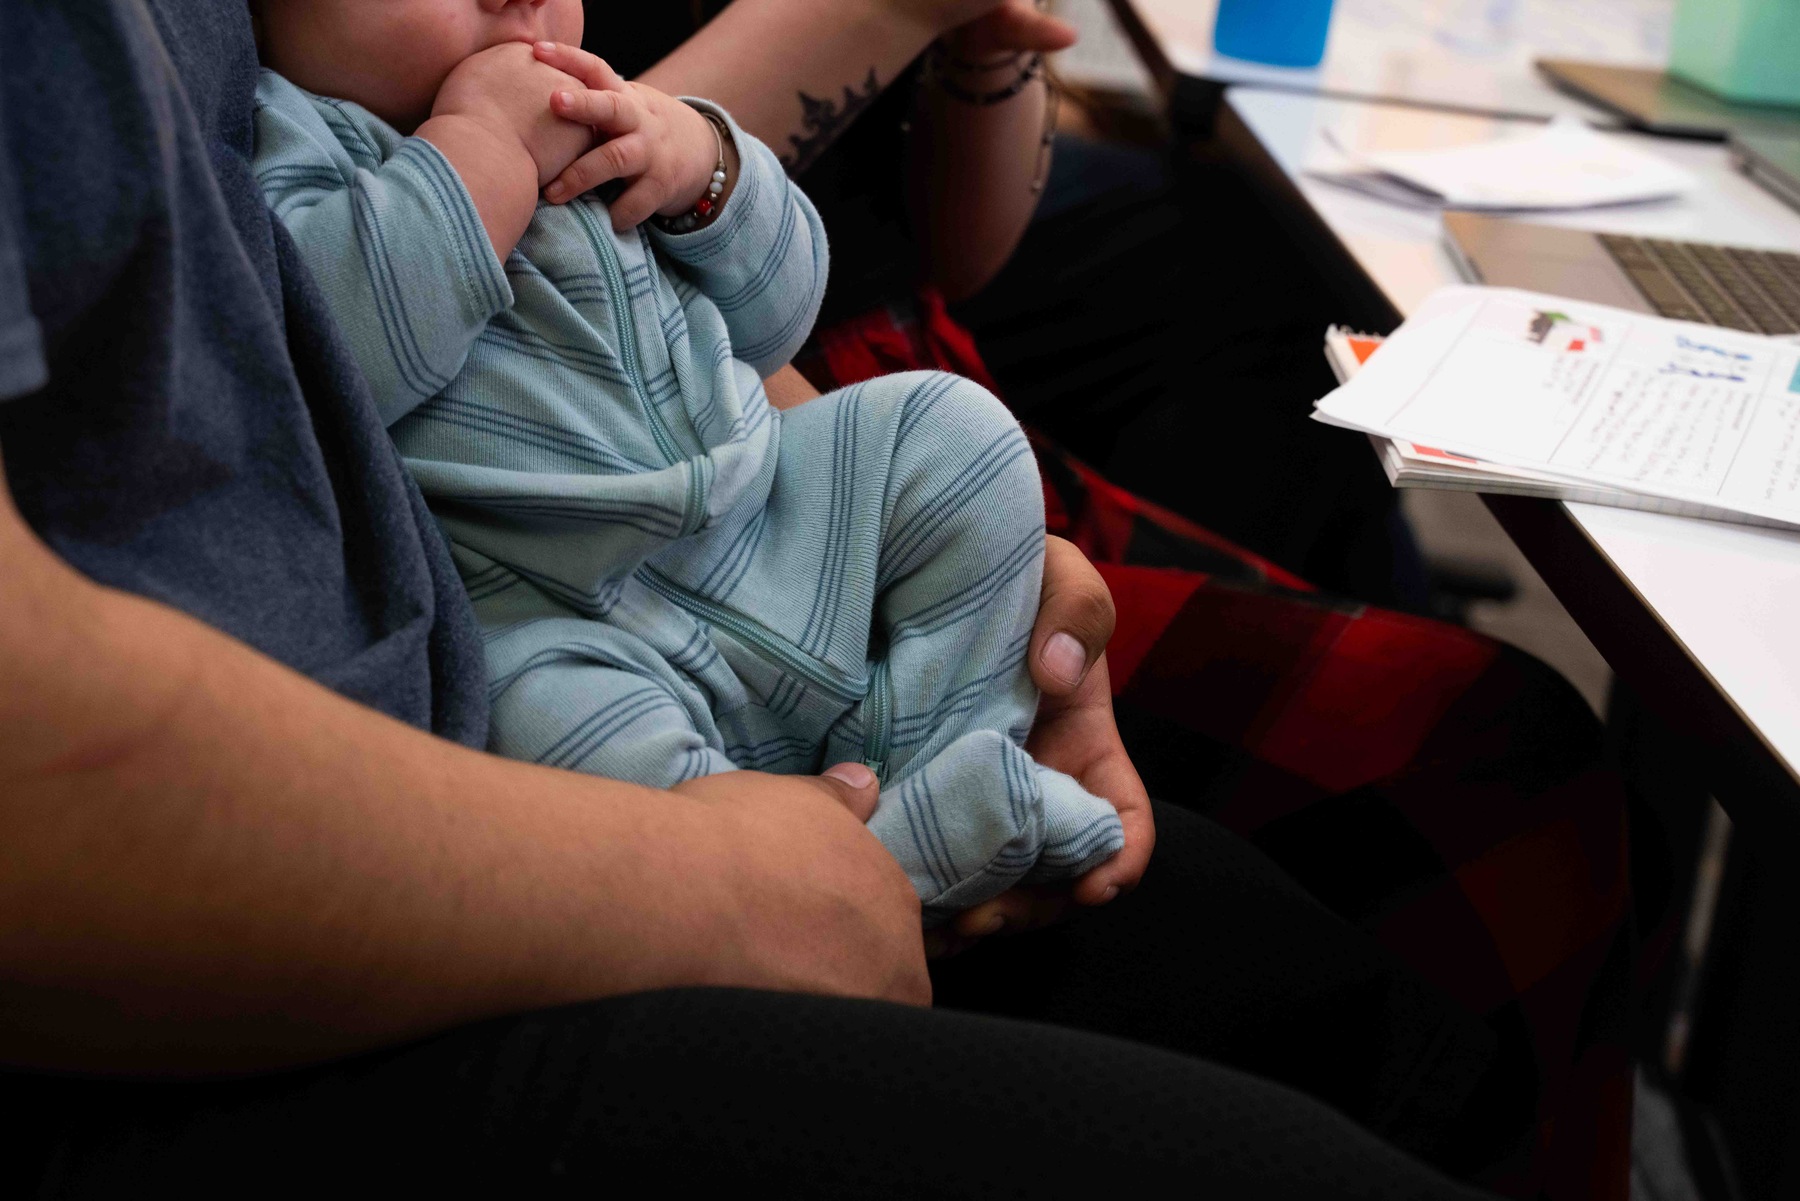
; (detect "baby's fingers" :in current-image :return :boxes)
[544,134,648,204]
[607,176,667,232]
[552,87,641,136]
[533,41,626,92]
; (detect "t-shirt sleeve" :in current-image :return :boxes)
[0,128,47,404]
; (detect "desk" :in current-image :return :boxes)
[1111,0,1670,123]
[1219,87,1800,834]
[1219,86,1800,1194]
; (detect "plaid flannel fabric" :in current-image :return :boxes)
[795,289,1633,1201]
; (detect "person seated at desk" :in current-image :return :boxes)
[598,3,1636,1197]
[2,1,1623,1197]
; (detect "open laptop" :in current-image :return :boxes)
[1734,134,1800,214]
[1443,204,1800,336]
[1536,60,1800,143]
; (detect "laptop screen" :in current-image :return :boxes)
[1738,135,1800,188]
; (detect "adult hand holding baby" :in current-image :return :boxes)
[927,537,1154,957]
[671,764,930,1006]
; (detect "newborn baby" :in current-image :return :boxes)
[250,0,1123,924]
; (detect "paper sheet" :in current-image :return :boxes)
[1309,119,1696,211]
[1314,287,1800,524]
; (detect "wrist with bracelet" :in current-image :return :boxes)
[655,109,732,234]
[918,24,1061,194]
[922,43,1045,105]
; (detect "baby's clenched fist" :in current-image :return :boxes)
[430,41,593,188]
[534,42,740,232]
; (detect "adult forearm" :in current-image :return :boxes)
[1,581,726,1072]
[635,0,938,175]
[910,65,1049,301]
[635,0,1059,300]
[0,476,920,1075]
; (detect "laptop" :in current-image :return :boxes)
[1536,60,1800,143]
[1734,134,1800,214]
[1443,209,1800,337]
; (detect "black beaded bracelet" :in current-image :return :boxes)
[925,48,1045,106]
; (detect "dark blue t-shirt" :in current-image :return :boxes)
[0,0,487,744]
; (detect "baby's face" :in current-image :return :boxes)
[256,0,586,131]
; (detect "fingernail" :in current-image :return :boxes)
[544,182,564,200]
[535,40,557,51]
[1041,632,1086,687]
[822,762,877,790]
[556,91,574,107]
[981,913,1005,935]
[1101,885,1120,903]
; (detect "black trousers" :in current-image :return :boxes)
[952,136,1426,609]
[17,804,1507,1198]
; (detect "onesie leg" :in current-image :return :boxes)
[805,374,1124,918]
[651,371,1123,921]
[865,731,1124,925]
[485,620,736,788]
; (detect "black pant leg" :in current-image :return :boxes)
[952,136,1424,607]
[932,801,1498,1167]
[17,807,1503,1198]
[27,986,1497,1200]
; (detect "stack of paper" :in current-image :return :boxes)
[1316,287,1800,531]
[1309,119,1696,212]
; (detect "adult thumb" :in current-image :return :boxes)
[979,5,1079,54]
[819,762,881,822]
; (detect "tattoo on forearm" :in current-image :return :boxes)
[780,68,881,177]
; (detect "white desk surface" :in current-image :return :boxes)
[1121,0,1671,120]
[1226,86,1800,781]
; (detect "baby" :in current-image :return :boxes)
[250,0,1123,924]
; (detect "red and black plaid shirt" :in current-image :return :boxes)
[796,290,1633,1201]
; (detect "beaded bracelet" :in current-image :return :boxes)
[918,42,1061,194]
[924,46,1045,106]
[656,110,730,234]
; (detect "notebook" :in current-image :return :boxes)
[1319,287,1800,533]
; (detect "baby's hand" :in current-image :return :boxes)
[534,42,737,232]
[431,42,594,188]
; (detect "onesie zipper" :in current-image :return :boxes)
[861,657,892,782]
[575,207,682,468]
[637,566,866,703]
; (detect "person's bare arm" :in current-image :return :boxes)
[908,2,1075,300]
[630,0,944,175]
[0,457,926,1077]
[549,0,1071,301]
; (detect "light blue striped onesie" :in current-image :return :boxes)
[252,72,1123,923]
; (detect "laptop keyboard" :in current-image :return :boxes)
[1599,233,1800,334]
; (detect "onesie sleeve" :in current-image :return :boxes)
[251,72,514,426]
[649,101,830,378]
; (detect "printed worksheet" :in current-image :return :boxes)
[1314,287,1800,524]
